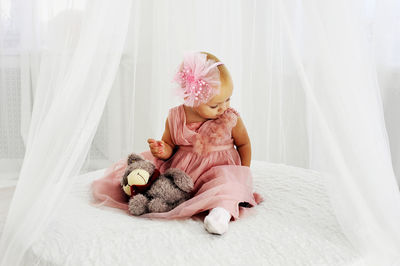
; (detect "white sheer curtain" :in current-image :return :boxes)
[241,1,400,262]
[0,0,132,264]
[284,1,400,264]
[373,0,400,185]
[1,0,400,265]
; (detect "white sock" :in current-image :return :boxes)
[204,207,231,235]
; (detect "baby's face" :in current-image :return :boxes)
[194,84,232,119]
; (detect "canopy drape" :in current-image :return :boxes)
[1,0,399,265]
[0,0,133,264]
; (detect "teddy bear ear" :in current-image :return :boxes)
[127,153,144,165]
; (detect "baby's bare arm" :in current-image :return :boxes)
[232,117,251,167]
[148,118,175,160]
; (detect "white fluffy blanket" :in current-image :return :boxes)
[13,161,362,265]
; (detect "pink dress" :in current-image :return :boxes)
[91,105,262,219]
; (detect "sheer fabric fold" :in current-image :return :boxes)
[0,0,132,264]
[278,1,400,264]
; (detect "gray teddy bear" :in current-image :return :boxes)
[121,153,194,216]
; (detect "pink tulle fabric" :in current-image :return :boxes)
[91,105,263,219]
[173,52,222,107]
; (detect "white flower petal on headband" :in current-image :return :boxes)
[173,52,222,107]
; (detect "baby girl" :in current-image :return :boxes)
[144,51,261,234]
[92,51,261,235]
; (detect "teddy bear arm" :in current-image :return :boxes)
[164,168,194,193]
[147,177,188,204]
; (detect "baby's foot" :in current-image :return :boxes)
[204,207,231,235]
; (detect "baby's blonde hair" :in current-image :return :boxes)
[201,52,233,89]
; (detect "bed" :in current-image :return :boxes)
[1,161,363,265]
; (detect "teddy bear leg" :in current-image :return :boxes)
[128,194,149,216]
[148,198,172,213]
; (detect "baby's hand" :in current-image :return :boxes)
[148,139,168,159]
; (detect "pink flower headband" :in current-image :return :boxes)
[173,52,223,107]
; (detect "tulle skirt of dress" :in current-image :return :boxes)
[91,149,262,220]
